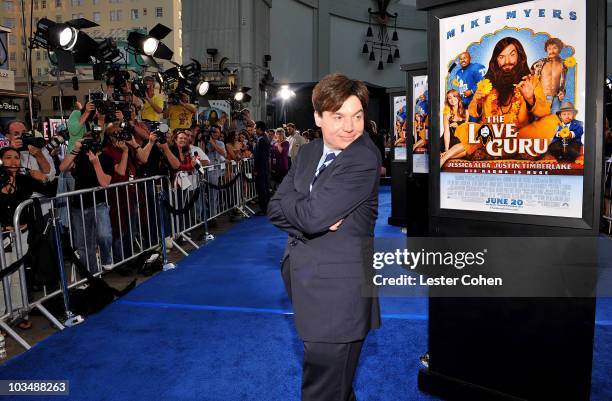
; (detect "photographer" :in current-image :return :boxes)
[67,101,106,153]
[59,135,114,273]
[141,76,165,124]
[102,123,143,264]
[0,146,56,329]
[0,147,55,228]
[166,92,197,133]
[5,121,54,181]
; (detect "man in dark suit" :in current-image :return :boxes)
[254,120,271,215]
[268,73,381,401]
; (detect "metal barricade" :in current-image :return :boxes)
[241,158,257,204]
[0,175,169,350]
[166,160,245,255]
[0,158,260,350]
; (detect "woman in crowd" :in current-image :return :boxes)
[224,131,241,161]
[170,130,196,180]
[238,130,253,158]
[270,128,290,189]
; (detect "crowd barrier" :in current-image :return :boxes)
[0,158,258,351]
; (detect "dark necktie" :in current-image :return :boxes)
[310,152,336,191]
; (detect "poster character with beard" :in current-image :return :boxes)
[440,37,560,166]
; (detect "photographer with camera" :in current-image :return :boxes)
[141,76,165,125]
[101,122,144,264]
[166,92,197,133]
[0,146,57,329]
[67,101,107,153]
[59,133,114,273]
[5,121,54,182]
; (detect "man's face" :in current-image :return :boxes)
[546,44,560,59]
[7,122,27,148]
[559,110,575,124]
[211,127,220,140]
[287,126,295,135]
[497,44,518,72]
[459,52,471,68]
[314,95,365,150]
[7,122,27,140]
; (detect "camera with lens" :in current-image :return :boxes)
[80,137,103,154]
[116,121,135,142]
[21,131,46,150]
[105,97,132,124]
[45,136,65,153]
[79,126,103,154]
[199,125,211,145]
[150,122,169,144]
[131,79,146,98]
[89,90,108,115]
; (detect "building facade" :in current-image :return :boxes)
[2,0,183,82]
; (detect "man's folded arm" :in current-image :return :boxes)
[279,156,378,236]
[267,160,303,237]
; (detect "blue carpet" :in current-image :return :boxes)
[0,185,609,400]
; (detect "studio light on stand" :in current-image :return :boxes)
[127,23,174,67]
[31,17,98,73]
[30,15,98,128]
[234,87,252,103]
[196,81,210,96]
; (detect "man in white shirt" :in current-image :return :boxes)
[286,122,307,165]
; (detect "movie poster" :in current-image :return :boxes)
[439,0,585,218]
[412,75,429,173]
[48,118,64,138]
[393,95,407,160]
[197,100,231,131]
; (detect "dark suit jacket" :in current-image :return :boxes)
[254,135,270,176]
[268,134,382,343]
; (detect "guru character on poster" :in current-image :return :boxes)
[441,37,560,166]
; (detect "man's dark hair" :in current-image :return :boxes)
[255,121,267,132]
[484,37,530,104]
[286,122,295,129]
[312,73,369,115]
[544,37,564,51]
[211,124,222,132]
[0,147,20,158]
